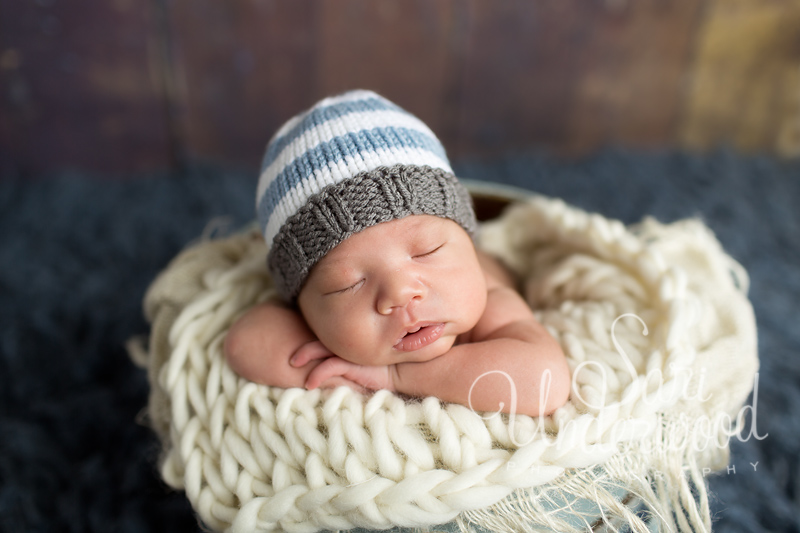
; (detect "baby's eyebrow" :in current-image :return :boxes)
[313,262,359,285]
[310,256,346,275]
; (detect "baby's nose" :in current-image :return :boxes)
[377,274,426,315]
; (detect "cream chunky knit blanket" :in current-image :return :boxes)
[135,192,758,532]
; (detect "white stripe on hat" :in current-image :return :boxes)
[256,109,442,205]
[268,89,379,142]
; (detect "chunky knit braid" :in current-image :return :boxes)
[137,193,757,532]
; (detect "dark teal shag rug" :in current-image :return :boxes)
[1,149,798,532]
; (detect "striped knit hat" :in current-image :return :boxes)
[256,89,477,301]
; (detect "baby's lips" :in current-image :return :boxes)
[393,323,445,352]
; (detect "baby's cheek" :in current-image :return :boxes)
[317,323,366,363]
[455,275,488,326]
[467,294,488,330]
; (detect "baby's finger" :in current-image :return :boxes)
[305,357,348,390]
[290,341,332,367]
[317,376,368,394]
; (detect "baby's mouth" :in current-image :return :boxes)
[393,323,445,352]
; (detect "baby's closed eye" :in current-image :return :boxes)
[413,242,446,259]
[325,278,365,295]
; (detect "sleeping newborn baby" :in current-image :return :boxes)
[224,90,570,417]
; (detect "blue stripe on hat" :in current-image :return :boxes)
[257,125,448,236]
[260,95,406,176]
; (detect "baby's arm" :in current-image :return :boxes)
[224,301,335,388]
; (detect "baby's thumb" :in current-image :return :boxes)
[290,340,331,367]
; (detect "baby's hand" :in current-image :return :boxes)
[304,356,396,393]
[290,340,335,368]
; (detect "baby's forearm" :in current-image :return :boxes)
[393,337,570,417]
[224,302,322,388]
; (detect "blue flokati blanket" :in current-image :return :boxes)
[1,149,798,532]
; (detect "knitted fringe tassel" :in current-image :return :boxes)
[459,412,722,533]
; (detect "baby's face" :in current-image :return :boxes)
[297,215,487,367]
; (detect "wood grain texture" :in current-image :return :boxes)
[457,0,578,156]
[4,0,800,176]
[315,0,459,148]
[457,0,704,157]
[0,0,169,175]
[168,0,463,168]
[565,0,704,152]
[680,0,800,156]
[167,0,318,168]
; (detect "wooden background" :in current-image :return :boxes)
[2,0,800,177]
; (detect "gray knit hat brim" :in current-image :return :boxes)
[268,165,477,301]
